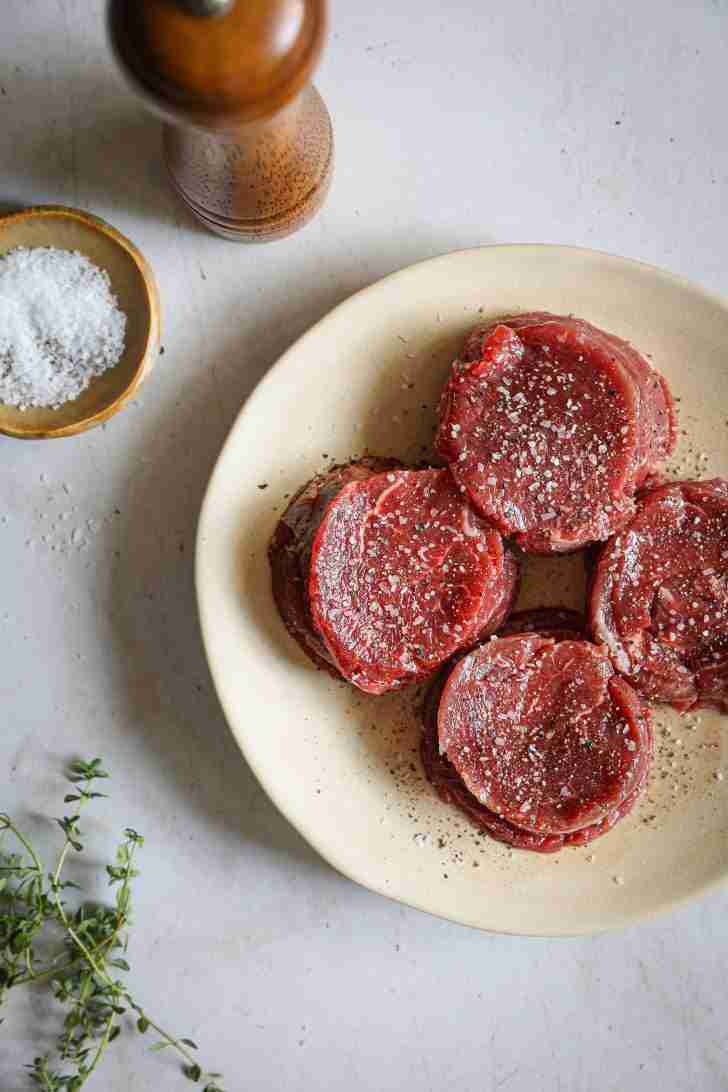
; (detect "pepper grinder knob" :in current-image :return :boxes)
[108,0,333,242]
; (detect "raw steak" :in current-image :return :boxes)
[421,671,651,853]
[589,478,728,712]
[435,312,676,554]
[437,633,651,834]
[269,461,519,694]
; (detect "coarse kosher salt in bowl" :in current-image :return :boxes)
[0,248,127,409]
[0,206,159,439]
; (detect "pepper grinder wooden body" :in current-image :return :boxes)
[108,0,333,242]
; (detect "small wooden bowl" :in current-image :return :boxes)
[0,205,160,439]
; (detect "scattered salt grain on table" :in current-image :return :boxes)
[0,247,126,409]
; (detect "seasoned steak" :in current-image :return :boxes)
[590,479,728,712]
[435,313,676,553]
[269,461,519,694]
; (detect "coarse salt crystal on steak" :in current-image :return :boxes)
[435,312,676,554]
[589,478,728,713]
[269,460,519,695]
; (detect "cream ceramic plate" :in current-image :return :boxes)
[196,246,728,935]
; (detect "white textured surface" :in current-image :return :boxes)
[1,1,727,1089]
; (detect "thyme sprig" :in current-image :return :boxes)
[1,759,223,1091]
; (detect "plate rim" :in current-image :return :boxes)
[196,242,728,935]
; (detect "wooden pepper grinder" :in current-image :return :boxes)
[108,0,333,241]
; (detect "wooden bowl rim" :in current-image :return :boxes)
[0,204,160,440]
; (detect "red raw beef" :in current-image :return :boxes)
[421,679,651,853]
[589,478,728,713]
[421,620,652,853]
[269,461,519,694]
[438,634,650,832]
[269,459,396,678]
[435,313,676,554]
